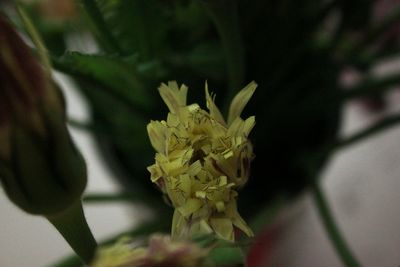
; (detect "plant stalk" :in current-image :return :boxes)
[47,201,97,264]
[311,180,362,267]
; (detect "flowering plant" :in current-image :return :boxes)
[1,0,400,266]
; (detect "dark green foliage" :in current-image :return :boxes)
[19,0,400,219]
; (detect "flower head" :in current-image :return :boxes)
[91,234,207,267]
[147,81,257,241]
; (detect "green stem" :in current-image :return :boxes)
[47,201,97,264]
[82,191,166,214]
[83,192,138,203]
[16,4,52,75]
[311,113,400,162]
[333,113,400,151]
[304,73,400,119]
[48,218,170,267]
[311,180,362,267]
[201,0,245,112]
[67,119,93,131]
[345,49,400,70]
[341,73,400,101]
[81,0,124,55]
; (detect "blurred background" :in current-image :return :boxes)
[1,61,400,267]
[2,0,400,266]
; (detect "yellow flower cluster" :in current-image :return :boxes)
[147,81,257,241]
[91,235,207,267]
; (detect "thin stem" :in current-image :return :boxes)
[306,73,400,118]
[47,201,97,264]
[83,192,138,203]
[16,4,52,75]
[345,49,400,70]
[323,113,400,156]
[83,191,166,214]
[341,73,400,101]
[201,0,245,112]
[67,119,92,131]
[80,0,124,55]
[311,180,362,267]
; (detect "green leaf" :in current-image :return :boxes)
[53,52,154,111]
[167,43,225,81]
[97,0,169,59]
[208,244,245,267]
[80,0,124,55]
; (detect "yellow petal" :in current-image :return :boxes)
[222,149,234,159]
[171,210,186,239]
[205,82,226,126]
[189,219,213,237]
[161,157,189,177]
[210,218,234,241]
[178,174,192,196]
[226,201,254,237]
[147,121,168,153]
[243,116,256,136]
[195,190,207,199]
[91,238,147,267]
[158,81,188,114]
[228,116,255,138]
[215,201,225,212]
[188,160,202,176]
[218,176,227,186]
[178,198,203,217]
[227,81,257,125]
[147,164,162,182]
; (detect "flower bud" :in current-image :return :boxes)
[0,13,87,216]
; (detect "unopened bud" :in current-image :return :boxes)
[0,13,86,216]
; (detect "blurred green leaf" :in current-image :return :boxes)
[54,51,154,111]
[167,42,225,81]
[80,0,124,55]
[97,0,169,58]
[208,243,245,267]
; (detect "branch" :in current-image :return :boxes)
[340,73,400,101]
[327,113,400,154]
[83,192,138,203]
[311,180,362,267]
